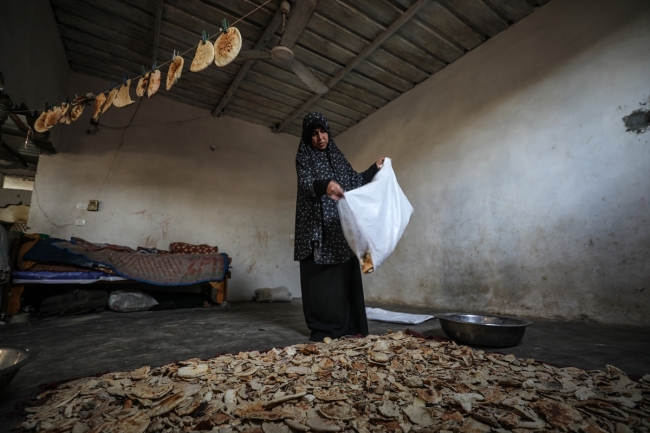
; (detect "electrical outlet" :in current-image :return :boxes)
[74,219,86,226]
[77,203,88,210]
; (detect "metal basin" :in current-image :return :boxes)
[0,347,39,389]
[437,313,533,347]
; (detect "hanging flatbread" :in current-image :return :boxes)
[34,110,51,133]
[166,55,184,91]
[103,88,119,113]
[58,103,72,125]
[214,27,241,67]
[93,93,106,121]
[113,79,135,108]
[147,70,161,97]
[136,72,150,97]
[190,39,215,72]
[72,94,91,106]
[70,104,84,121]
[45,106,63,129]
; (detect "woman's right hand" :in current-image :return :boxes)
[326,181,345,201]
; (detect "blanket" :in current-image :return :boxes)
[52,240,229,286]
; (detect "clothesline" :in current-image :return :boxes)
[10,0,274,114]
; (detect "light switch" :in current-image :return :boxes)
[74,219,86,226]
[77,203,87,210]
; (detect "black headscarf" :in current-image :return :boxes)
[294,112,374,264]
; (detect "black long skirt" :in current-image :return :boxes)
[299,254,369,341]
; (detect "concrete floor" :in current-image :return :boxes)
[1,300,649,431]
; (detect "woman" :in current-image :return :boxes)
[294,112,384,341]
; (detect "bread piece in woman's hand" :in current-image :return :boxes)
[361,251,374,274]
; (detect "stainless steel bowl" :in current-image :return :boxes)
[0,347,39,389]
[437,313,533,347]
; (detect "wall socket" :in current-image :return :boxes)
[74,219,86,226]
[77,203,87,210]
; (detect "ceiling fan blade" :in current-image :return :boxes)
[281,0,317,49]
[289,59,328,94]
[237,50,272,61]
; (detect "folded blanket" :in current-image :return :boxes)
[21,236,106,270]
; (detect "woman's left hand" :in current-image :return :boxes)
[376,157,385,169]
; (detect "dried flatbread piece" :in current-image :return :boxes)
[113,410,150,433]
[214,27,241,67]
[45,105,63,128]
[130,382,173,400]
[92,93,106,121]
[103,88,119,113]
[148,393,185,417]
[177,364,208,378]
[129,366,150,381]
[403,405,435,427]
[306,408,341,432]
[166,55,184,91]
[70,104,84,121]
[34,110,50,132]
[361,251,373,274]
[313,387,347,402]
[136,72,150,97]
[318,403,355,420]
[262,422,290,433]
[113,80,135,108]
[190,39,215,72]
[147,70,161,97]
[284,419,309,431]
[58,103,72,124]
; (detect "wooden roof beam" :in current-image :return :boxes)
[272,0,430,134]
[152,0,164,65]
[212,7,285,117]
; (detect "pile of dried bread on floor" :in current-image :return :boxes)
[20,332,649,433]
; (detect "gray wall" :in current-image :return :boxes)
[29,72,300,301]
[337,0,650,325]
[0,189,30,208]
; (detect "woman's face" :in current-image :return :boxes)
[311,125,329,150]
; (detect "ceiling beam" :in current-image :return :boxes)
[151,0,164,65]
[0,140,29,167]
[212,7,285,117]
[273,0,430,134]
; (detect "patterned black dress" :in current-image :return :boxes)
[294,112,378,341]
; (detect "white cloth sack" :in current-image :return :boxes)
[337,157,413,270]
[254,286,293,303]
[366,307,434,325]
[109,290,158,312]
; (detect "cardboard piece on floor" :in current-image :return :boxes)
[365,307,434,325]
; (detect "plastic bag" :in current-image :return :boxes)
[338,158,413,273]
[108,290,158,312]
[254,286,293,303]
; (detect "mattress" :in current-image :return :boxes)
[12,270,126,284]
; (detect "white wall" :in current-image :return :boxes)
[29,72,300,300]
[337,0,650,325]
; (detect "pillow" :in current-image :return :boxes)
[169,242,218,254]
